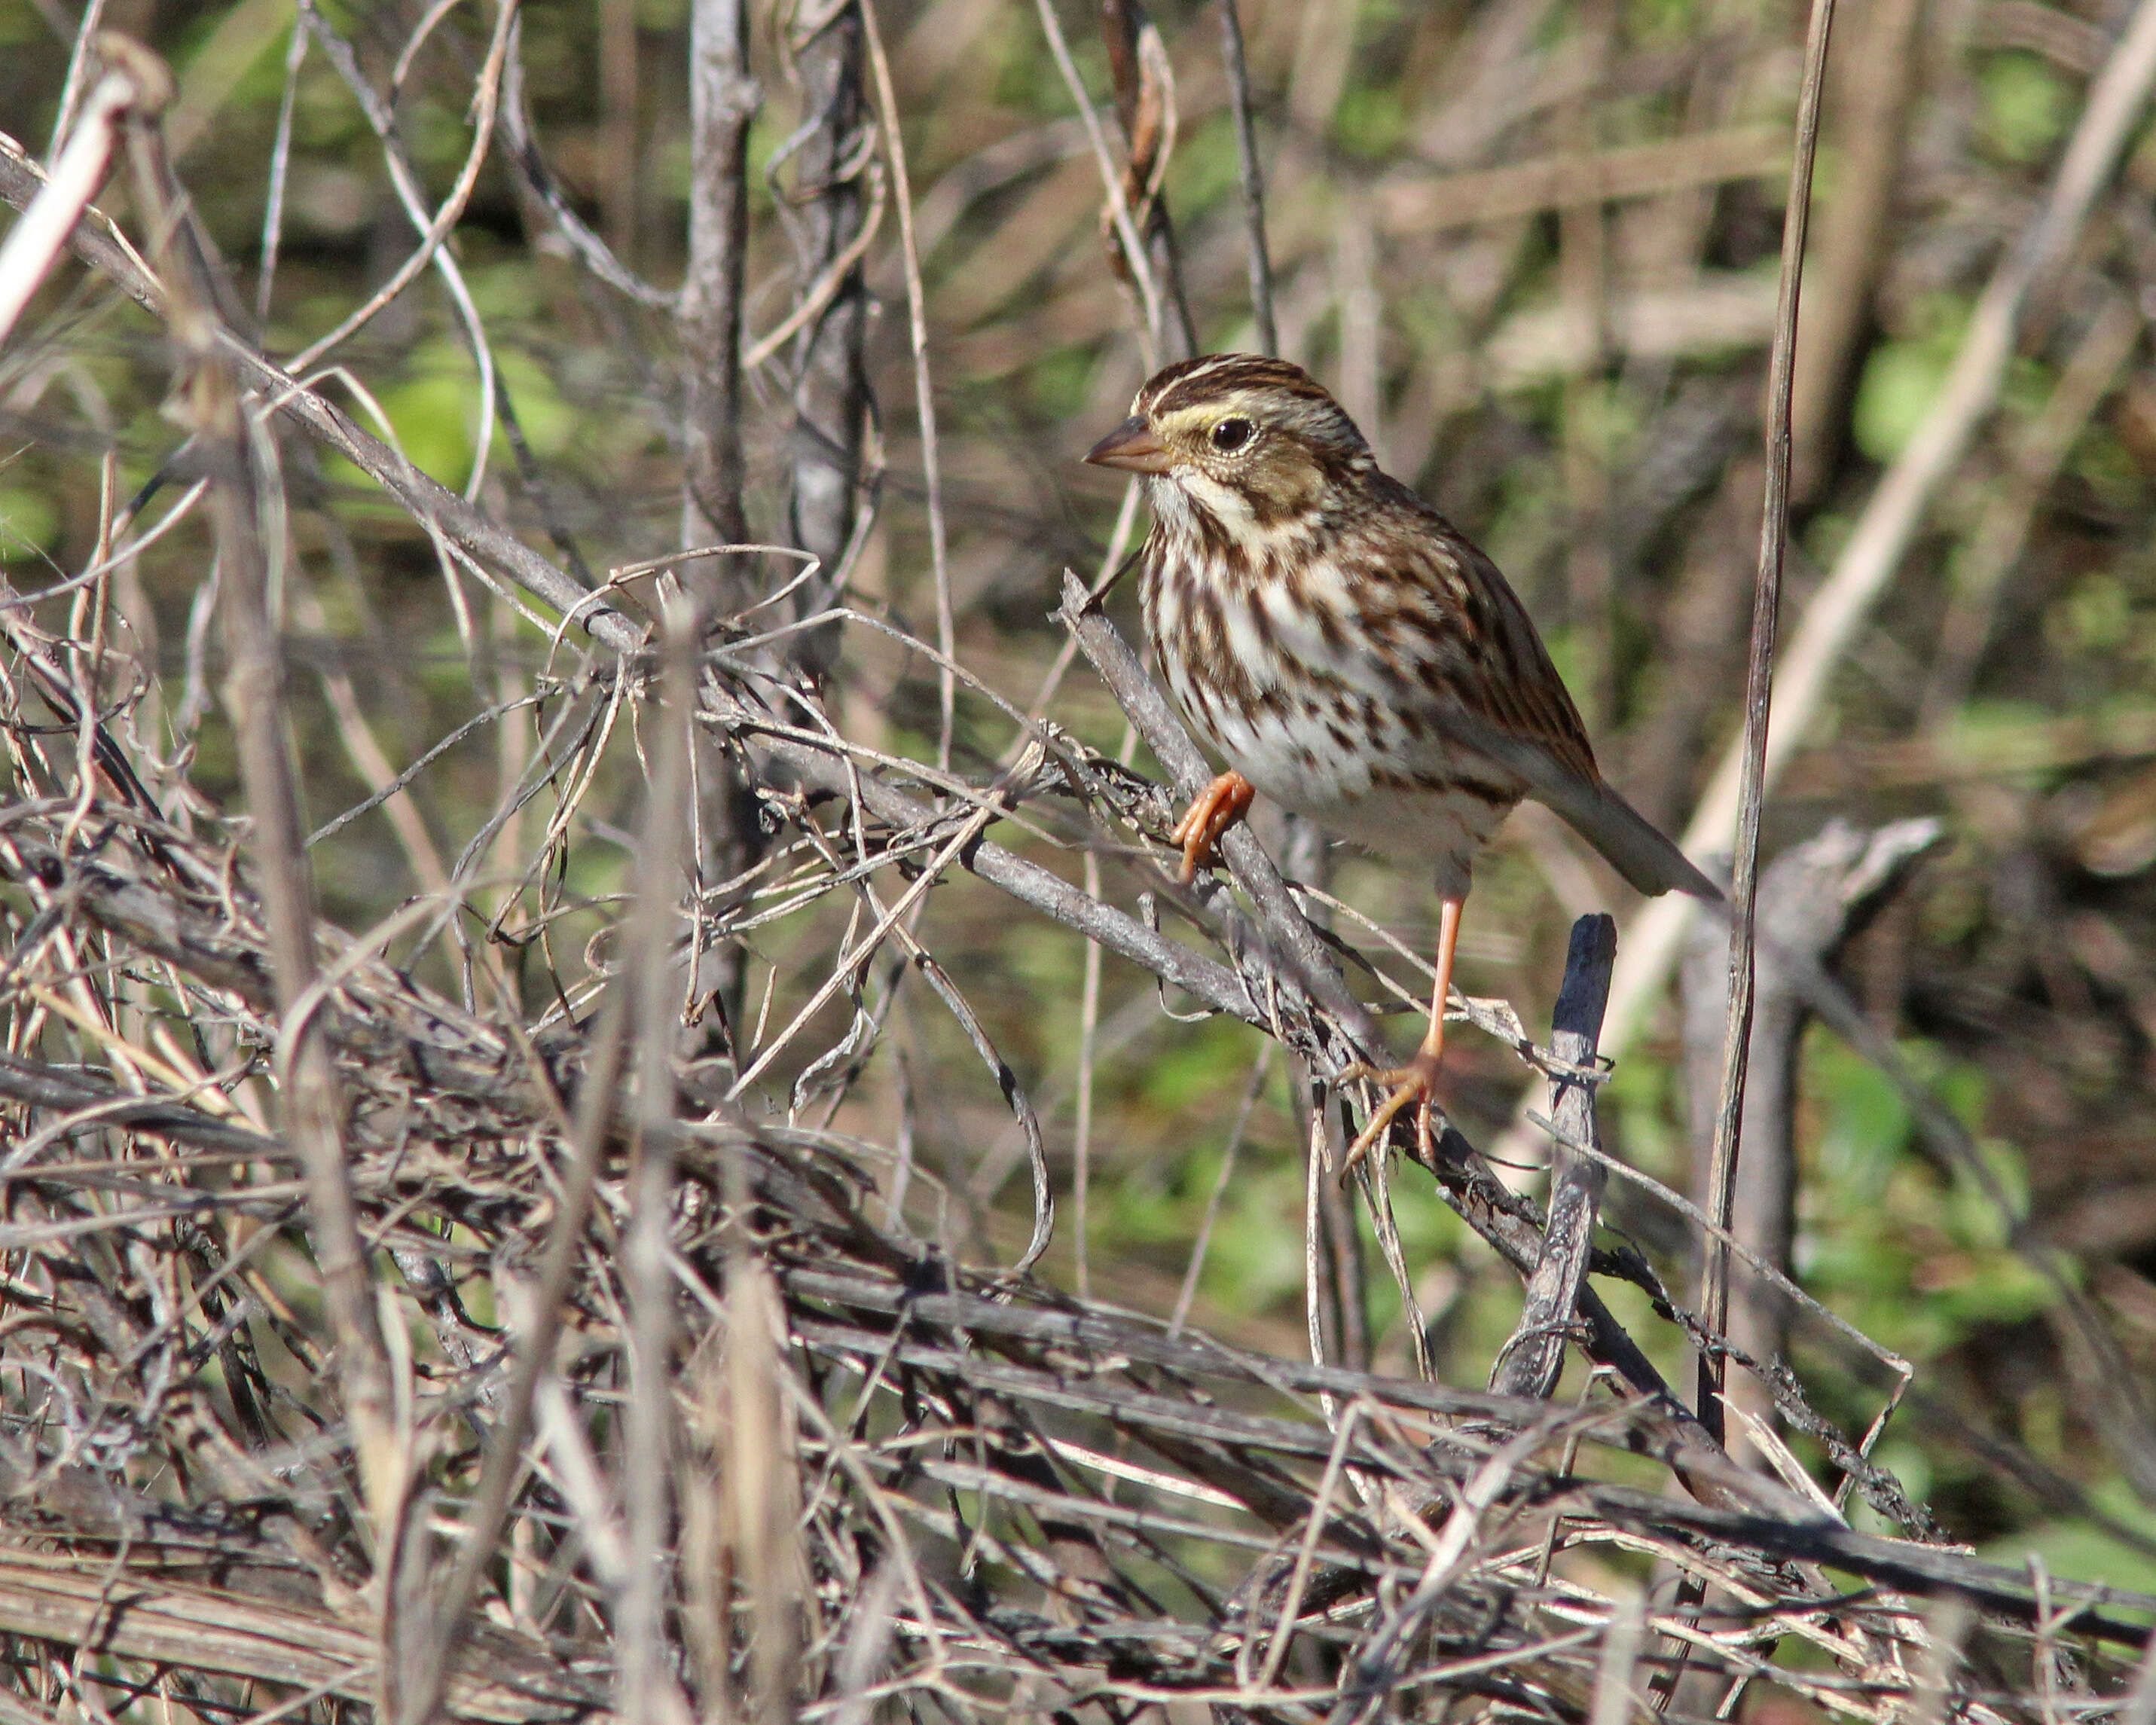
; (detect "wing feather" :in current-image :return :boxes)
[1378,480,1722,902]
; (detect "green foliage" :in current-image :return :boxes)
[1605,1040,1682,1183]
[651,124,696,208]
[1166,111,1244,219]
[993,13,1100,115]
[1192,1140,1310,1314]
[311,328,579,491]
[0,487,60,560]
[1800,1031,2054,1360]
[378,345,485,485]
[2053,570,2134,656]
[1943,696,2066,774]
[1028,346,1100,420]
[1624,0,1703,48]
[1980,51,2075,165]
[1135,1017,1256,1118]
[2000,1479,2156,1592]
[1853,298,1968,463]
[1541,624,1592,715]
[2072,422,2143,511]
[1332,83,1409,163]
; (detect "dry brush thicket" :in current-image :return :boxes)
[2,0,2156,1720]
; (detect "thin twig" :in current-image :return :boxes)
[1216,0,1275,355]
[860,0,957,774]
[118,32,406,1573]
[618,606,699,1725]
[0,66,135,347]
[1696,0,1837,1449]
[403,990,631,1725]
[1601,0,2156,1055]
[1032,0,1165,359]
[0,135,643,655]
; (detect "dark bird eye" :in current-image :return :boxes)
[1209,417,1254,453]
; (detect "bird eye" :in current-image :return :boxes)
[1209,417,1255,453]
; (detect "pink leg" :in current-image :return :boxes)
[1167,771,1255,884]
[1339,896,1464,1177]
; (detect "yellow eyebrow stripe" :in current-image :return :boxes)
[1156,396,1260,441]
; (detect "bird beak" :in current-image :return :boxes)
[1085,416,1173,475]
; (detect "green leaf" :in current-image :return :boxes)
[1990,1479,2156,1594]
[1980,52,2073,165]
[0,487,60,558]
[1853,308,1965,463]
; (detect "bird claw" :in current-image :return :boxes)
[1168,771,1255,884]
[1335,1052,1444,1183]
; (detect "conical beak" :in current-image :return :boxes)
[1085,416,1173,475]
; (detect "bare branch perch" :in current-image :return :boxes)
[1492,914,1616,1402]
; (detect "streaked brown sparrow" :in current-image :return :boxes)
[1087,354,1720,1167]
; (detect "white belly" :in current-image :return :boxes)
[1150,585,1519,892]
[1186,682,1511,856]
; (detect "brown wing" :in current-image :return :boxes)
[1446,529,1602,789]
[1364,474,1598,781]
[1379,478,1721,900]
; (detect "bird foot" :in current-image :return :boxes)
[1168,771,1255,884]
[1336,1050,1445,1182]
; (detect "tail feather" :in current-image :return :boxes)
[1416,692,1723,899]
[1553,777,1723,900]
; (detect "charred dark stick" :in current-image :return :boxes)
[1491,914,1615,1402]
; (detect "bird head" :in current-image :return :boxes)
[1084,354,1372,529]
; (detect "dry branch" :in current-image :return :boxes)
[0,766,2142,1719]
[1604,0,2156,1052]
[1491,914,1615,1403]
[1372,126,1789,234]
[0,1556,601,1722]
[1681,819,1942,1451]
